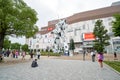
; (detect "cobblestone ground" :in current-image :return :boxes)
[0,59,120,80]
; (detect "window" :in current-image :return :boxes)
[45,35,47,38]
[108,22,112,26]
[75,27,81,31]
[67,29,73,32]
[36,45,39,48]
[108,17,112,21]
[87,24,89,30]
[74,29,76,36]
[92,20,95,24]
[83,24,85,30]
[109,27,112,32]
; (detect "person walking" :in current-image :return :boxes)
[83,50,86,61]
[15,50,19,58]
[91,50,96,62]
[12,50,16,58]
[37,50,41,59]
[6,49,10,57]
[30,51,34,60]
[97,52,104,68]
[114,52,117,60]
[22,51,26,60]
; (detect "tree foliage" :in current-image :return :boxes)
[3,37,11,49]
[0,0,38,48]
[69,38,75,50]
[112,14,120,37]
[11,43,21,50]
[22,44,28,52]
[93,20,110,52]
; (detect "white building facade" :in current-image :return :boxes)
[65,17,115,53]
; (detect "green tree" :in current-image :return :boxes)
[112,14,120,37]
[93,20,110,53]
[0,0,38,48]
[11,43,21,50]
[3,37,11,49]
[22,44,28,52]
[69,38,75,53]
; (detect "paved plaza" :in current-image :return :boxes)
[0,58,120,80]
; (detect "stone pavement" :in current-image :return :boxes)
[1,53,120,65]
[0,59,120,80]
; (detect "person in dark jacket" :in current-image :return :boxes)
[114,52,118,60]
[31,59,38,67]
[83,50,86,61]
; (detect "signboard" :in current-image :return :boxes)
[47,27,53,31]
[83,33,95,41]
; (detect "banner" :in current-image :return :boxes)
[83,33,95,41]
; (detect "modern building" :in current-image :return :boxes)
[26,2,120,54]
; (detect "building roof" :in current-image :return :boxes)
[111,1,120,6]
[66,5,120,24]
[39,5,120,35]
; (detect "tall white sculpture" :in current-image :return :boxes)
[52,19,68,53]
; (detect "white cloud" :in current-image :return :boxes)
[39,0,58,12]
[9,36,25,45]
[57,1,84,18]
[24,0,120,27]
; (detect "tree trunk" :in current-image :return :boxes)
[0,33,5,61]
[0,33,5,48]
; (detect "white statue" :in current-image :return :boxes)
[52,19,68,53]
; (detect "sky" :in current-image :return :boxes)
[9,0,120,44]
